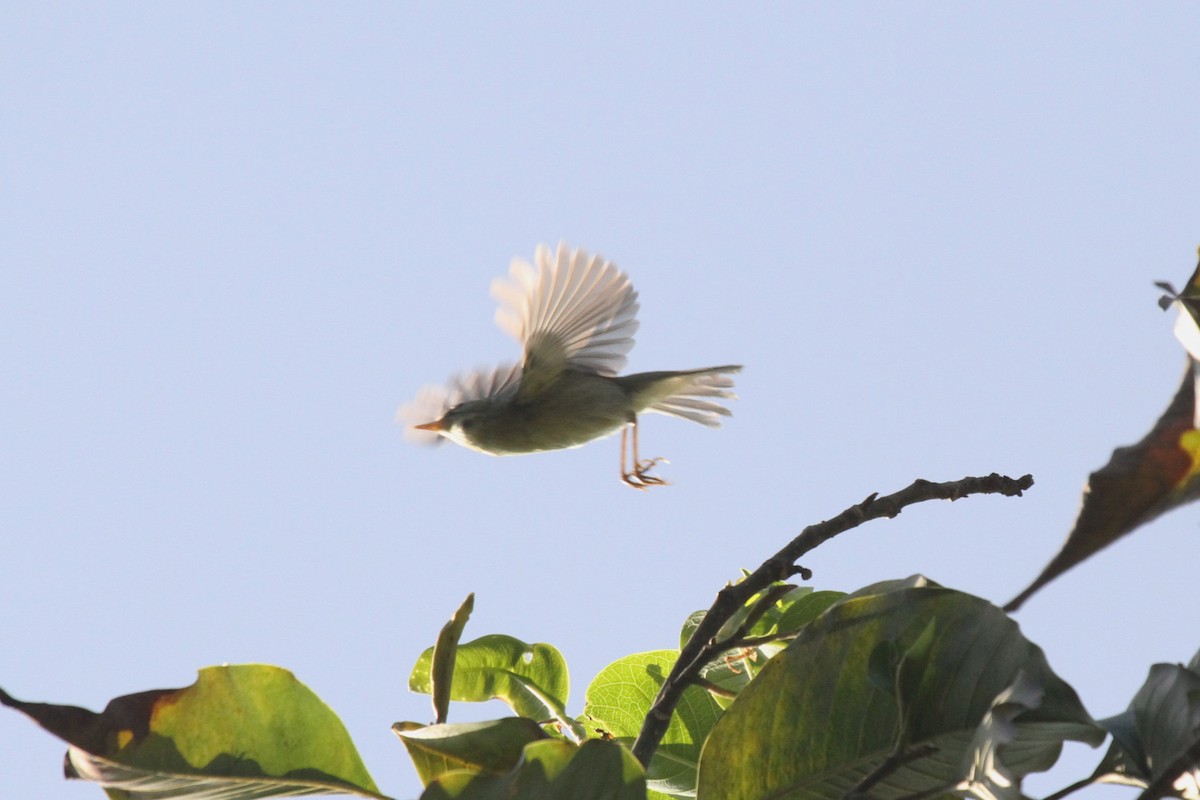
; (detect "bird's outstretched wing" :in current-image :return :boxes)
[491,243,640,400]
[398,362,521,444]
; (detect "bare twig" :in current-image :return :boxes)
[630,472,1034,767]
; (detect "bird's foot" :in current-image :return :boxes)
[621,457,670,490]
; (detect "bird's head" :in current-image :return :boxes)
[413,399,496,452]
[399,362,522,451]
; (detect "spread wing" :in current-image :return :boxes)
[491,243,639,400]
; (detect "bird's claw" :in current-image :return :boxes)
[621,457,670,490]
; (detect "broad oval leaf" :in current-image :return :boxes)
[409,634,570,726]
[1093,655,1200,796]
[582,650,722,799]
[1,664,384,799]
[420,738,645,800]
[697,577,1105,800]
[392,718,547,787]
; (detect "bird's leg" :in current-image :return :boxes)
[619,426,645,489]
[619,416,668,489]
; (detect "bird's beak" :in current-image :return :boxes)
[413,420,445,432]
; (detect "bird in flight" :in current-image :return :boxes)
[401,243,741,489]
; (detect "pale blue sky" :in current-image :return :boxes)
[4,5,1200,799]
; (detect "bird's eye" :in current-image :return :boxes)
[461,418,476,431]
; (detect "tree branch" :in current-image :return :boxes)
[630,472,1034,767]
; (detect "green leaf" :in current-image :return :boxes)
[393,718,547,787]
[867,640,901,696]
[419,738,646,800]
[682,587,845,705]
[409,634,570,728]
[895,617,939,747]
[1093,657,1200,795]
[431,593,475,724]
[682,587,843,651]
[955,668,1074,800]
[1,664,385,799]
[582,650,722,799]
[767,590,845,639]
[697,576,1105,800]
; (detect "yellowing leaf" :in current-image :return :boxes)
[1,664,384,799]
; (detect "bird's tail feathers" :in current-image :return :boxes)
[635,365,741,428]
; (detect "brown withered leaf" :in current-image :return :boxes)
[1006,360,1200,611]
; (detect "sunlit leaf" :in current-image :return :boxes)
[681,586,844,704]
[767,590,844,639]
[697,576,1105,800]
[581,650,722,799]
[419,738,645,800]
[409,635,570,729]
[431,593,475,724]
[1005,359,1200,611]
[680,586,843,649]
[1,665,384,799]
[392,718,546,787]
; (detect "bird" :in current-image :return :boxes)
[400,242,741,489]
